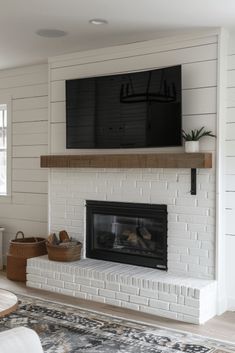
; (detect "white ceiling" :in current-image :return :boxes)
[1,0,235,70]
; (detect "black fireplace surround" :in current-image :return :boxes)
[86,200,167,270]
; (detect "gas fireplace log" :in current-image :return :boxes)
[137,227,152,240]
[121,230,152,250]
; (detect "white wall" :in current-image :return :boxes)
[49,34,218,155]
[48,33,218,280]
[226,32,235,308]
[0,64,48,262]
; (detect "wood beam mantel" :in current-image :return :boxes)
[40,153,212,169]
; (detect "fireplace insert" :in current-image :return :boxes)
[86,200,167,270]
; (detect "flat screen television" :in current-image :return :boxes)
[66,65,182,149]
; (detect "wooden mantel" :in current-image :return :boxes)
[40,153,212,195]
[40,153,212,169]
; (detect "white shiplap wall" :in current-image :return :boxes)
[49,35,218,154]
[0,64,48,262]
[226,33,235,308]
[48,33,218,280]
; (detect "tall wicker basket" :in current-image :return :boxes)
[7,231,47,282]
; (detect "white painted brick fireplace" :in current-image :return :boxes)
[26,30,228,324]
[49,167,215,279]
[28,165,217,323]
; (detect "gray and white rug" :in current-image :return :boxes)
[0,295,234,353]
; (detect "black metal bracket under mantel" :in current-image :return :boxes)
[191,168,197,195]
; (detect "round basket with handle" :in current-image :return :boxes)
[8,231,47,258]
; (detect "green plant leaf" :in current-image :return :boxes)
[182,127,216,141]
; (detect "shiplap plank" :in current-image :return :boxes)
[12,169,48,182]
[50,123,66,153]
[226,175,235,191]
[51,44,217,82]
[13,108,48,123]
[50,36,217,69]
[226,123,235,140]
[12,181,48,194]
[226,141,235,156]
[12,193,47,206]
[12,169,48,181]
[0,204,47,222]
[182,87,216,115]
[227,108,235,123]
[12,157,40,170]
[13,121,48,134]
[227,87,235,108]
[13,133,48,146]
[51,102,65,123]
[0,84,48,100]
[0,64,47,80]
[227,70,235,88]
[183,114,216,131]
[13,96,48,111]
[226,157,235,173]
[0,71,47,90]
[13,145,48,158]
[228,55,235,70]
[182,60,217,89]
[228,34,235,55]
[226,209,235,235]
[51,80,65,102]
[225,192,235,209]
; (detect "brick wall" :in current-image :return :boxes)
[49,167,215,279]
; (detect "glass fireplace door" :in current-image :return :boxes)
[86,200,167,270]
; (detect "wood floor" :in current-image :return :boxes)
[0,270,235,344]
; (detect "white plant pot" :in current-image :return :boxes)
[185,141,199,153]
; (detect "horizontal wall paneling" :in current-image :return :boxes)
[0,64,48,262]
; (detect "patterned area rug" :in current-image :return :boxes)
[0,295,234,353]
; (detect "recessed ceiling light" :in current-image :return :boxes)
[36,29,67,38]
[89,19,108,25]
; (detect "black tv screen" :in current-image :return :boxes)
[66,65,182,149]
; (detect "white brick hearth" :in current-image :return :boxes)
[27,256,217,324]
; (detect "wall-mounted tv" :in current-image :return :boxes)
[66,65,182,149]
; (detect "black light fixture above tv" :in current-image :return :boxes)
[66,65,182,149]
[120,69,177,104]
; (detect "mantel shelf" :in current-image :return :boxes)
[40,153,212,169]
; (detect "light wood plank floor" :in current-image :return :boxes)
[0,271,235,343]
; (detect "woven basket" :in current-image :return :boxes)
[7,231,47,282]
[8,231,47,258]
[46,241,82,262]
[7,255,27,282]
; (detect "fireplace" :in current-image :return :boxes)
[86,200,167,270]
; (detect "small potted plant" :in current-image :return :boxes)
[182,127,216,153]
